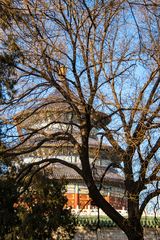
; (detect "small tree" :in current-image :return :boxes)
[0,163,75,240]
[17,172,75,240]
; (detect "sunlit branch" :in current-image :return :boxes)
[139,189,160,216]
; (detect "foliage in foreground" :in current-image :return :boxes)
[0,168,75,240]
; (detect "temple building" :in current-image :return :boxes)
[46,163,127,212]
[14,90,127,214]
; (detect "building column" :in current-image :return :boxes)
[88,203,91,215]
[74,184,79,209]
[107,191,110,204]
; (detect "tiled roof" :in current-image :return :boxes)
[46,163,124,187]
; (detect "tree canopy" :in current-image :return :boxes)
[0,1,159,240]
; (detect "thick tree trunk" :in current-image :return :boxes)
[126,221,144,240]
[80,126,144,240]
[127,194,144,240]
[84,169,144,240]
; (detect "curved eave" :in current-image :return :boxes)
[45,164,125,188]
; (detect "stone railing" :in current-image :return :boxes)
[71,208,128,216]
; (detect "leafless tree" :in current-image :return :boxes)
[0,1,159,240]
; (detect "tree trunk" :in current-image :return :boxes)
[127,195,144,240]
[80,127,144,240]
[126,221,144,240]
